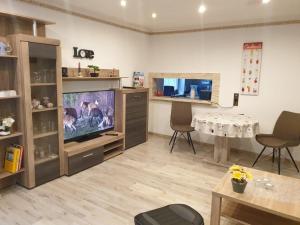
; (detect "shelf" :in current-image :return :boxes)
[221,200,299,225]
[0,95,21,100]
[104,142,123,153]
[104,149,123,161]
[0,169,24,180]
[150,96,215,105]
[0,132,23,141]
[62,77,128,81]
[31,83,56,87]
[33,131,58,139]
[35,154,59,165]
[0,55,18,59]
[32,107,57,113]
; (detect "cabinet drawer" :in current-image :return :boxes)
[68,147,104,176]
[126,108,147,121]
[125,133,147,149]
[126,93,147,109]
[126,117,147,132]
[35,158,60,186]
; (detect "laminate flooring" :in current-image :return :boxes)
[0,134,299,225]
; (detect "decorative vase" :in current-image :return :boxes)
[231,179,247,193]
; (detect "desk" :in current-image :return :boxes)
[191,113,259,164]
[210,168,300,225]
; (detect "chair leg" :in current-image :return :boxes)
[278,148,281,175]
[169,131,176,146]
[170,131,178,153]
[272,148,275,163]
[188,132,196,155]
[252,146,267,167]
[286,147,300,173]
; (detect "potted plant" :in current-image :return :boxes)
[0,117,15,136]
[88,65,100,77]
[229,165,253,193]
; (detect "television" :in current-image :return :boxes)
[63,90,115,143]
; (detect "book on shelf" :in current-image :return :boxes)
[4,145,24,173]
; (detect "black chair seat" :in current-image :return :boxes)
[134,204,204,225]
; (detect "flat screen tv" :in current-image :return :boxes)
[63,90,115,143]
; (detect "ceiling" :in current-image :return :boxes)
[21,0,300,33]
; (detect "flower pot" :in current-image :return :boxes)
[231,179,247,193]
[90,73,99,77]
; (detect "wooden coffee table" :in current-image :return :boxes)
[210,168,300,225]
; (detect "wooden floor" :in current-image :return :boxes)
[0,134,299,225]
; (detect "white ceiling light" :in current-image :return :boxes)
[120,0,127,7]
[152,13,157,19]
[262,0,271,4]
[198,5,207,14]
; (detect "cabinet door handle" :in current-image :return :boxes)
[83,153,94,158]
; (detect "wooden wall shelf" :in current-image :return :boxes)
[0,95,21,100]
[0,132,23,141]
[62,77,128,81]
[0,55,18,59]
[0,169,25,180]
[0,11,54,37]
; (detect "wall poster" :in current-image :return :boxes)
[241,42,263,96]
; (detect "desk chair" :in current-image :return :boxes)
[252,111,300,174]
[169,101,196,154]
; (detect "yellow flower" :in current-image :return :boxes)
[232,171,243,181]
[245,171,253,180]
[229,165,242,172]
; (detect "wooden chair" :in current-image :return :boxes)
[252,111,300,174]
[169,101,196,154]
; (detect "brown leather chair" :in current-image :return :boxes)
[252,111,300,174]
[169,101,196,154]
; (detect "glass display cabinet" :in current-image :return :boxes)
[15,35,63,188]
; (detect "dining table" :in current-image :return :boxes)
[191,113,259,164]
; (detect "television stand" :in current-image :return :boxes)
[64,132,124,176]
[75,133,104,143]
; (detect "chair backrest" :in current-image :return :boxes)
[170,101,192,126]
[273,111,300,141]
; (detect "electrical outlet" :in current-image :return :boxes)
[233,93,239,106]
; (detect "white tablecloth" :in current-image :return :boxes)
[191,113,259,138]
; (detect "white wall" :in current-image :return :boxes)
[147,24,300,160]
[2,0,149,91]
[2,0,300,160]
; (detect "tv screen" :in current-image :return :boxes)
[63,90,115,142]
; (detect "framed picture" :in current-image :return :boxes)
[240,42,263,96]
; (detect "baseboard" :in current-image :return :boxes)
[148,132,300,165]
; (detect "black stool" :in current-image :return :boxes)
[134,204,204,225]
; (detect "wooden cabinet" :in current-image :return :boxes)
[68,147,104,176]
[115,89,149,149]
[0,36,25,189]
[64,133,124,176]
[11,34,63,188]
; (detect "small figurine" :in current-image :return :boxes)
[32,98,41,109]
[42,97,50,106]
[0,117,15,136]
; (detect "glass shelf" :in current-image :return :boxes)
[32,107,57,113]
